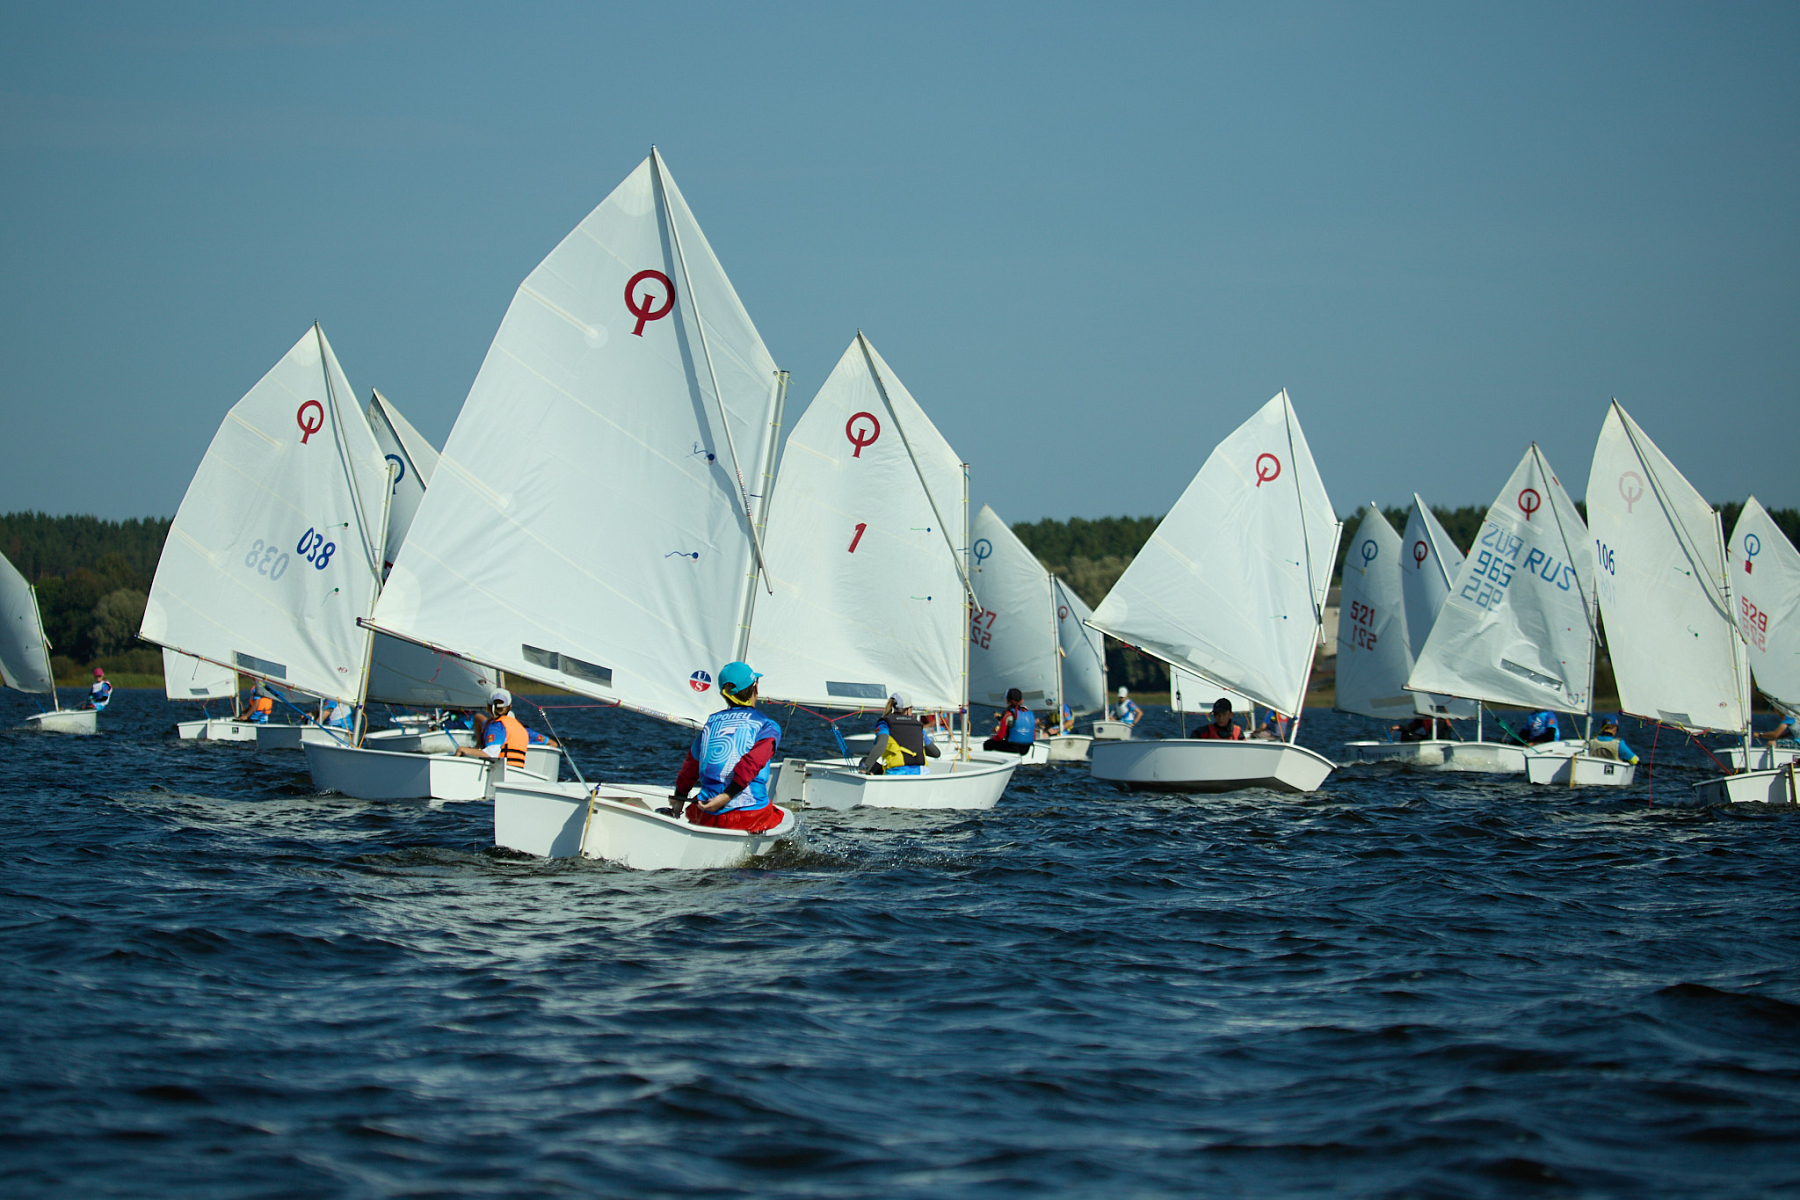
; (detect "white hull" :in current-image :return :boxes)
[772,755,1016,810]
[1090,738,1334,794]
[303,741,550,802]
[1693,765,1799,806]
[974,741,1050,766]
[1524,753,1637,788]
[1343,739,1454,766]
[176,717,259,742]
[256,723,348,751]
[1047,734,1092,763]
[1721,744,1800,771]
[1090,720,1135,741]
[1436,741,1527,773]
[493,779,806,869]
[21,709,97,735]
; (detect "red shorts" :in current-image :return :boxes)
[684,801,785,832]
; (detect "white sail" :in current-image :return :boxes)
[368,150,782,728]
[1053,576,1106,716]
[1169,664,1258,716]
[1728,497,1800,717]
[162,648,237,701]
[1335,504,1417,720]
[1088,391,1338,718]
[747,334,968,712]
[967,505,1057,708]
[0,550,54,694]
[1589,402,1749,733]
[1406,445,1595,714]
[1398,496,1478,719]
[141,325,388,703]
[365,389,440,571]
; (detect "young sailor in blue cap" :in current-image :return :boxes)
[672,661,785,831]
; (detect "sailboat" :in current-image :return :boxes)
[1403,445,1594,774]
[1087,391,1340,793]
[966,505,1089,764]
[1051,574,1105,760]
[1722,498,1799,773]
[166,648,255,740]
[1585,403,1769,805]
[364,149,803,865]
[1,549,96,733]
[1336,503,1433,762]
[748,334,1018,810]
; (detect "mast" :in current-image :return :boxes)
[652,147,773,596]
[350,461,398,746]
[961,460,972,760]
[735,369,789,659]
[1282,391,1339,737]
[1049,573,1065,731]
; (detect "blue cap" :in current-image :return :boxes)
[719,661,761,693]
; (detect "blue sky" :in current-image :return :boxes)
[3,2,1795,525]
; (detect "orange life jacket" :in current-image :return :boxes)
[490,712,529,767]
[249,695,274,718]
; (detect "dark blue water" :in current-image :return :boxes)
[2,690,1796,1198]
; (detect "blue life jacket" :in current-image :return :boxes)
[89,680,111,710]
[1525,711,1559,741]
[1005,705,1037,744]
[690,705,783,812]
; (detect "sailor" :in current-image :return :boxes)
[1758,714,1798,747]
[1522,710,1561,745]
[86,667,112,711]
[1115,686,1142,729]
[860,692,941,775]
[319,697,355,730]
[982,687,1038,754]
[241,681,276,723]
[1193,697,1244,740]
[1251,713,1285,741]
[1586,716,1640,765]
[1047,700,1075,735]
[671,661,785,831]
[455,688,557,766]
[1390,716,1433,743]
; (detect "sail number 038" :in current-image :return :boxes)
[243,526,336,581]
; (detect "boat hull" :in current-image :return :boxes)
[1343,739,1454,766]
[1693,764,1799,806]
[1047,734,1092,763]
[492,780,806,869]
[1721,744,1800,771]
[256,723,347,751]
[176,717,258,742]
[1090,738,1334,794]
[303,742,549,802]
[1090,720,1135,741]
[1524,753,1637,787]
[22,709,97,735]
[775,755,1017,810]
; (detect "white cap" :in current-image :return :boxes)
[1118,686,1129,697]
[889,691,909,710]
[489,688,512,708]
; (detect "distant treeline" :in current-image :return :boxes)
[0,512,170,676]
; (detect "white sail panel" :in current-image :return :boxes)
[1335,505,1416,719]
[1399,496,1477,719]
[368,152,782,727]
[967,505,1057,707]
[1054,577,1106,716]
[1589,402,1749,733]
[365,389,440,571]
[1088,391,1338,717]
[1169,664,1257,716]
[747,335,967,712]
[162,648,237,700]
[140,326,388,703]
[366,634,498,710]
[1406,445,1595,714]
[0,550,54,694]
[1729,498,1800,716]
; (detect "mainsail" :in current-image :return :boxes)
[1053,576,1106,716]
[1588,401,1749,734]
[1335,504,1417,720]
[1728,497,1800,717]
[368,150,783,728]
[1406,444,1595,715]
[0,550,55,695]
[1399,495,1477,718]
[365,388,441,570]
[1088,391,1338,719]
[162,648,237,701]
[967,505,1057,708]
[141,325,388,703]
[747,334,971,713]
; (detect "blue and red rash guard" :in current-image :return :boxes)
[674,705,783,826]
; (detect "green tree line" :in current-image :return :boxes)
[1,512,170,679]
